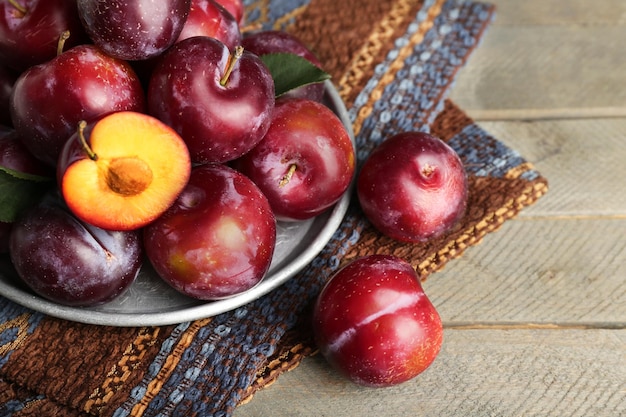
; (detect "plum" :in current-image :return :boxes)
[148,36,275,164]
[10,44,146,167]
[0,0,88,72]
[77,0,191,61]
[357,131,468,243]
[313,254,443,387]
[144,164,276,300]
[232,97,355,221]
[9,192,143,306]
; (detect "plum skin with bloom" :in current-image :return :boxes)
[9,192,143,307]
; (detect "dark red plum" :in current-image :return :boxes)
[9,193,143,306]
[0,0,88,72]
[144,164,276,300]
[357,131,468,243]
[242,30,325,101]
[177,0,241,49]
[77,0,191,60]
[10,44,146,166]
[233,97,355,221]
[148,36,275,164]
[313,255,443,387]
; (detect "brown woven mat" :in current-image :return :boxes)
[0,1,548,416]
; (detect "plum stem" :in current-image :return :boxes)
[8,0,27,17]
[57,31,71,56]
[77,121,98,161]
[279,164,297,187]
[220,46,244,87]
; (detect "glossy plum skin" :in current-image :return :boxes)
[177,0,241,49]
[77,0,191,61]
[9,193,143,306]
[233,97,355,221]
[242,30,325,101]
[144,164,276,300]
[10,44,146,167]
[0,0,88,72]
[312,254,443,387]
[148,36,275,164]
[358,132,468,243]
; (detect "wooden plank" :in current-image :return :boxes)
[423,217,626,325]
[450,26,626,119]
[448,0,626,119]
[476,118,626,217]
[235,329,626,417]
[488,0,626,26]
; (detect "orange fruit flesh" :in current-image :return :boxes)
[62,111,191,231]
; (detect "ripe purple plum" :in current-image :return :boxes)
[0,0,88,72]
[9,192,143,306]
[233,97,355,221]
[77,0,191,60]
[313,254,443,387]
[357,131,468,243]
[0,129,53,177]
[144,164,276,300]
[10,44,146,166]
[148,36,275,163]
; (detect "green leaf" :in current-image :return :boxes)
[260,52,331,97]
[0,169,51,223]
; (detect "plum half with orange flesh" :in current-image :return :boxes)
[58,111,191,231]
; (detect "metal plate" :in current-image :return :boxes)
[0,81,354,327]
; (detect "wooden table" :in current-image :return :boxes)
[235,1,626,415]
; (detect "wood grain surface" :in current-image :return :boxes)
[235,1,626,415]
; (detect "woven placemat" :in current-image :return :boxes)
[0,1,548,416]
